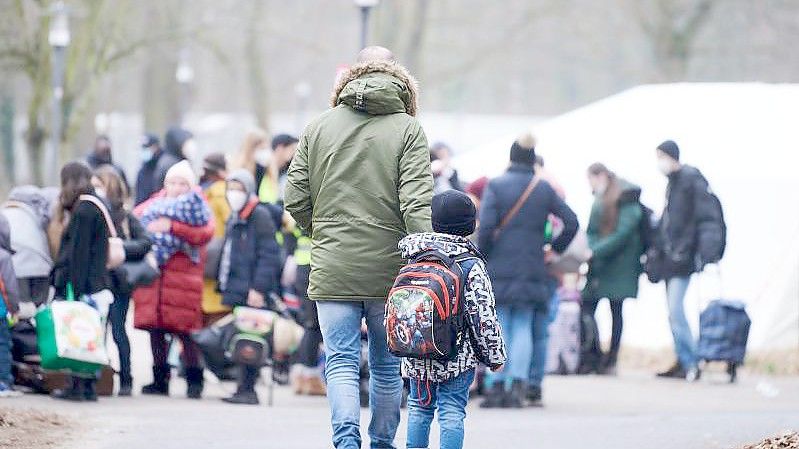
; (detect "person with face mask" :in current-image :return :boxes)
[653,140,716,382]
[579,163,643,376]
[86,135,131,197]
[216,169,281,405]
[135,133,163,205]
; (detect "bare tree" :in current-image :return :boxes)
[245,0,269,132]
[629,0,718,81]
[0,0,201,184]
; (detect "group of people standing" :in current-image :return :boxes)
[0,43,724,449]
[281,46,721,449]
[0,117,329,405]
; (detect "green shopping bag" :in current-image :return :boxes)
[36,283,109,375]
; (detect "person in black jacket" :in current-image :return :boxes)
[477,133,578,408]
[654,140,712,381]
[86,135,130,195]
[134,133,163,205]
[50,162,112,402]
[135,127,194,206]
[92,166,152,396]
[217,169,281,405]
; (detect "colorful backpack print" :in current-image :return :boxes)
[385,250,470,361]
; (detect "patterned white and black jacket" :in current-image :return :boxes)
[398,232,507,382]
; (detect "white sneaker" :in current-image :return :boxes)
[685,368,701,383]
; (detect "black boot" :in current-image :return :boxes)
[142,365,170,396]
[656,362,686,379]
[118,373,133,397]
[223,366,259,405]
[599,353,618,376]
[526,384,543,407]
[504,380,525,408]
[186,367,204,399]
[479,381,506,409]
[51,376,83,402]
[83,378,98,402]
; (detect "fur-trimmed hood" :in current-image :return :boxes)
[330,60,419,116]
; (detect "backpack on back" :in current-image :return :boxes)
[696,188,727,266]
[385,250,472,361]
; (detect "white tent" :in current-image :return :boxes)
[456,83,799,351]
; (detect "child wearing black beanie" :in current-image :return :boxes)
[394,189,506,449]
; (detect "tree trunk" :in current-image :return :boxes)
[245,1,270,132]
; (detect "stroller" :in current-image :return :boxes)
[191,293,304,405]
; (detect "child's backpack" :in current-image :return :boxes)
[385,250,474,361]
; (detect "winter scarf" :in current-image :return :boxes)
[140,190,210,266]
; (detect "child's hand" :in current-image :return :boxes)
[490,364,504,373]
[247,289,265,308]
[147,217,172,233]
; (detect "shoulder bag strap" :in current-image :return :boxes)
[492,176,541,241]
[78,194,118,238]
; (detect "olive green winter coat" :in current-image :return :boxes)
[284,60,433,301]
[583,180,644,301]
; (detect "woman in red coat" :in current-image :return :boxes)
[133,161,214,399]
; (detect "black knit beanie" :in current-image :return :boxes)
[510,132,536,166]
[657,140,680,162]
[432,190,476,237]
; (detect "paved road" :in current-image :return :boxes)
[5,369,797,449]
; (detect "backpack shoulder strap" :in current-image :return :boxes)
[493,176,541,240]
[79,194,118,238]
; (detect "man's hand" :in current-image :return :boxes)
[490,364,505,373]
[147,217,172,234]
[246,289,265,308]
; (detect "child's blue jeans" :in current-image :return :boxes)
[407,369,475,449]
[0,320,11,385]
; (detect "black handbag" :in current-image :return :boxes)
[204,237,225,280]
[120,252,160,290]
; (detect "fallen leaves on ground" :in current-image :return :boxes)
[742,431,799,449]
[0,408,72,449]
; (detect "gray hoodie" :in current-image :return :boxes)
[398,232,506,382]
[0,214,20,314]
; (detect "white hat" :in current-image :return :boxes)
[164,160,197,187]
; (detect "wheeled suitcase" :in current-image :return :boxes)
[697,299,750,383]
[545,300,581,375]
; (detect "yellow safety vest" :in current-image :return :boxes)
[258,175,279,204]
[275,228,311,266]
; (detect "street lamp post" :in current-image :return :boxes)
[354,0,379,50]
[48,1,70,184]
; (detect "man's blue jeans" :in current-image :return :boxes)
[317,300,402,449]
[528,291,558,388]
[487,304,540,386]
[666,276,698,370]
[407,369,475,449]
